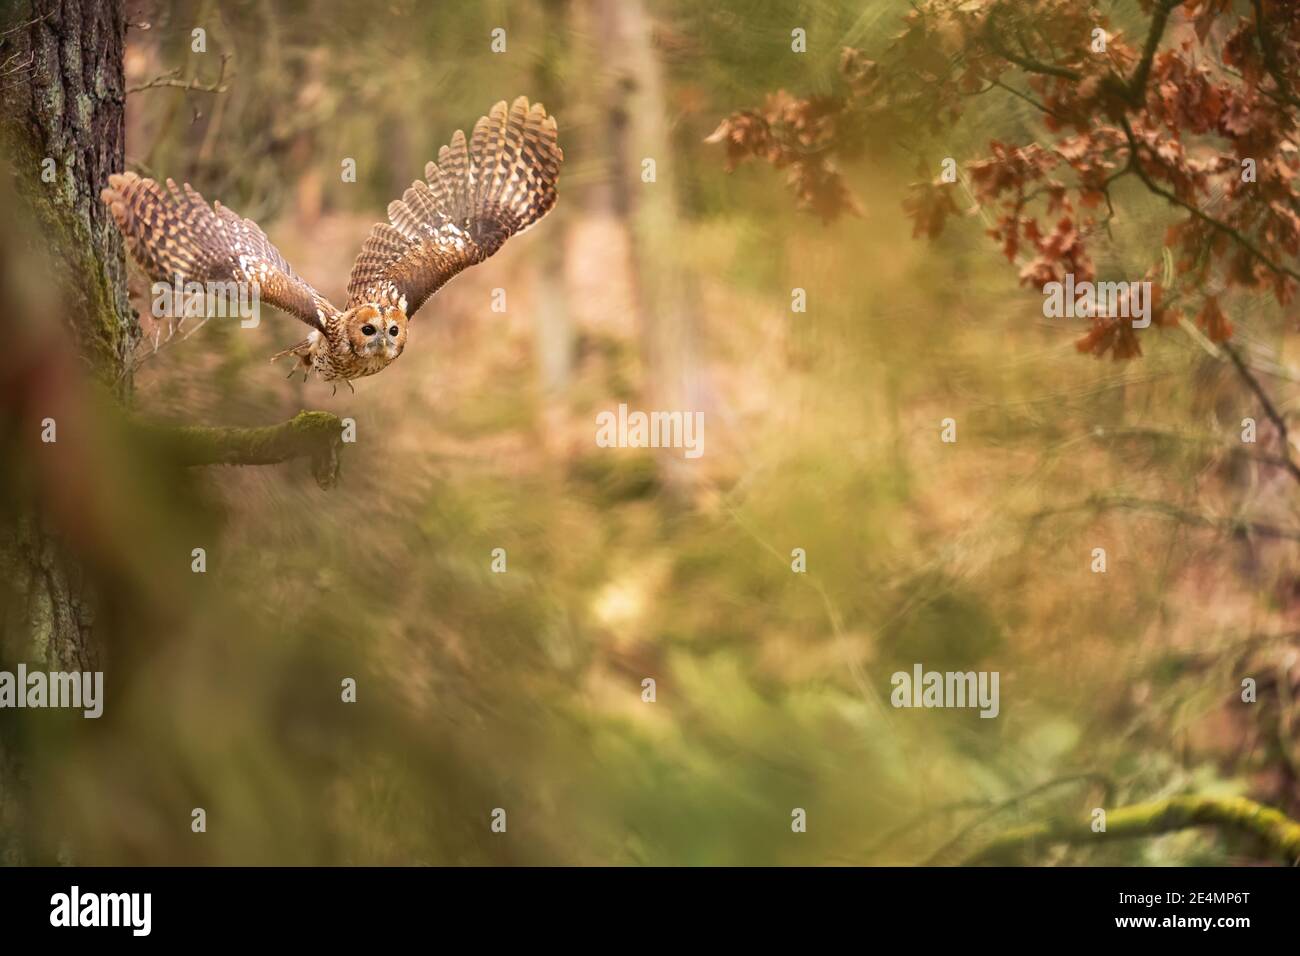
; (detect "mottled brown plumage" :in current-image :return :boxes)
[103,96,562,384]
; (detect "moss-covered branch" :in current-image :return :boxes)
[134,410,346,489]
[962,795,1300,866]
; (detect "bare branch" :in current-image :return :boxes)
[1220,340,1300,485]
[1125,0,1180,104]
[1030,493,1300,543]
[983,6,1081,81]
[128,53,231,94]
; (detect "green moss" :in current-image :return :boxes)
[966,795,1300,865]
[136,410,347,490]
[4,121,130,386]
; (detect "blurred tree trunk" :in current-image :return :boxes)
[532,0,574,404]
[591,0,701,493]
[0,0,132,863]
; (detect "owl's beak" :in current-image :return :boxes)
[363,334,395,357]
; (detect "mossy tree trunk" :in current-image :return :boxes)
[1,0,133,654]
[2,0,134,383]
[0,0,132,864]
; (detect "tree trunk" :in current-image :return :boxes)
[531,0,574,403]
[2,0,133,384]
[590,0,702,493]
[0,0,132,864]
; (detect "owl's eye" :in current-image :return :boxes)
[361,324,377,336]
[389,326,399,337]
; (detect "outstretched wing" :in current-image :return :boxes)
[102,172,338,332]
[346,96,562,317]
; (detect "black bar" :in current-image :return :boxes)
[0,865,1290,942]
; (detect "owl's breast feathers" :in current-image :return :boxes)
[315,315,399,381]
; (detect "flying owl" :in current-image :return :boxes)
[102,96,562,388]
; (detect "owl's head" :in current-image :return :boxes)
[344,303,408,364]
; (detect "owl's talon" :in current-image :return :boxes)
[331,384,337,397]
[346,379,355,394]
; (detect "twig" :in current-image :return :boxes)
[1220,340,1300,485]
[989,76,1067,121]
[1088,423,1297,473]
[128,53,231,94]
[1030,493,1300,542]
[1119,114,1300,284]
[0,50,33,79]
[0,11,53,43]
[983,6,1082,81]
[922,774,1113,865]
